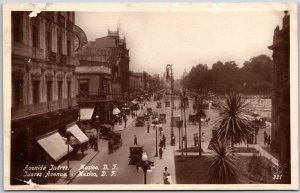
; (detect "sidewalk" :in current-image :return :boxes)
[114,109,142,131]
[150,145,177,184]
[56,148,101,184]
[114,102,151,131]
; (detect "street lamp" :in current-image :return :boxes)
[152,117,159,157]
[95,115,100,152]
[176,115,183,150]
[196,94,203,157]
[166,64,175,146]
[138,153,155,184]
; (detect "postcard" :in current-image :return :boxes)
[3,2,298,190]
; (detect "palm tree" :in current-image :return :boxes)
[215,92,253,147]
[207,140,238,184]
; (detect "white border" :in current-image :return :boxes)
[3,2,299,190]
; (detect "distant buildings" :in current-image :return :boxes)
[269,11,290,183]
[11,11,79,182]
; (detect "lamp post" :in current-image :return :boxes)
[166,64,175,146]
[196,94,203,157]
[138,153,154,184]
[95,115,100,152]
[153,117,159,157]
[181,90,188,160]
[176,115,182,150]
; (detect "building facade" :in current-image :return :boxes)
[75,61,113,127]
[11,11,79,184]
[269,11,290,183]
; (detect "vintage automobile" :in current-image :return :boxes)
[128,146,143,165]
[156,101,162,108]
[99,124,114,139]
[159,113,167,123]
[147,108,153,115]
[136,115,145,127]
[108,132,122,153]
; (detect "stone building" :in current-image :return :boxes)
[11,11,80,184]
[268,10,290,183]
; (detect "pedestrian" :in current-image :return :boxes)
[162,134,166,149]
[134,135,138,145]
[195,133,199,146]
[159,139,163,148]
[171,134,175,146]
[159,147,163,159]
[159,126,162,136]
[193,133,196,146]
[89,135,93,148]
[147,121,150,133]
[263,131,268,145]
[163,167,170,184]
[201,132,205,142]
[124,116,128,128]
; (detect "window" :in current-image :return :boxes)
[32,24,39,48]
[78,80,89,95]
[58,81,63,100]
[13,80,23,107]
[67,40,71,56]
[46,31,51,52]
[57,35,62,55]
[67,81,71,98]
[12,14,22,43]
[32,81,40,103]
[46,81,52,101]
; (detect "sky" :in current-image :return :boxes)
[75,11,283,78]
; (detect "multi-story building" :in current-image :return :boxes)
[11,11,79,184]
[75,60,113,127]
[269,10,290,183]
[86,29,130,101]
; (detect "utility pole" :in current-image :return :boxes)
[198,95,202,157]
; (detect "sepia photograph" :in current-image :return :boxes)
[3,2,298,190]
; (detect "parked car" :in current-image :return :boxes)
[136,116,145,127]
[159,113,167,123]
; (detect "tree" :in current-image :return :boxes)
[215,92,253,147]
[207,140,238,184]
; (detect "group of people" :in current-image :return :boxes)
[263,131,272,147]
[193,132,206,147]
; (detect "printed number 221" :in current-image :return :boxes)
[273,175,282,180]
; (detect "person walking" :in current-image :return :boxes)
[147,121,150,133]
[159,147,163,159]
[159,139,163,148]
[124,115,128,128]
[162,134,166,149]
[163,167,170,184]
[193,133,196,146]
[201,132,205,142]
[134,135,138,145]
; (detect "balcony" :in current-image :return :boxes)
[57,54,67,64]
[11,98,77,120]
[46,51,57,63]
[77,92,112,103]
[12,42,44,60]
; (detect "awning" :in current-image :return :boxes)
[67,124,89,144]
[37,132,73,162]
[80,108,94,121]
[113,108,121,115]
[101,124,114,128]
[131,100,138,104]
